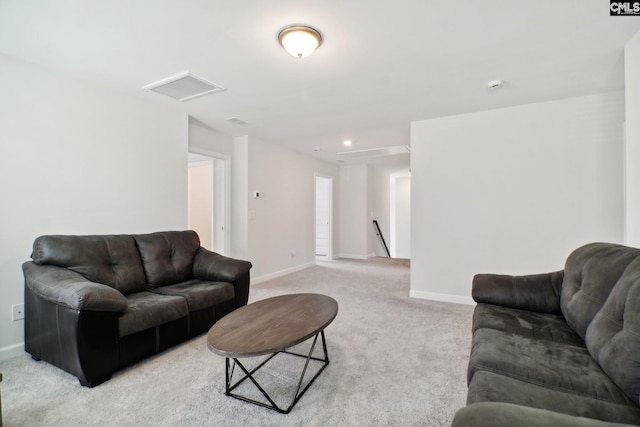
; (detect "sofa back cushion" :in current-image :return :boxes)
[561,243,640,339]
[585,257,640,404]
[133,230,200,288]
[31,234,147,295]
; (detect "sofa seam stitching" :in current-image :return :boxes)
[473,366,630,405]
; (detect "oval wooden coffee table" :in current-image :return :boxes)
[207,293,338,414]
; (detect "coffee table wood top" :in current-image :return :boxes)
[207,293,338,358]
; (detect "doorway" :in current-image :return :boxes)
[188,152,229,255]
[315,175,333,259]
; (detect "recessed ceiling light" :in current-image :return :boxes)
[343,140,353,146]
[313,147,320,152]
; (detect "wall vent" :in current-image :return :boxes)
[143,72,225,101]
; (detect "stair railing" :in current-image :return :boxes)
[373,220,391,257]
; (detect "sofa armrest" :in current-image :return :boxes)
[193,248,252,283]
[451,403,635,427]
[472,270,564,314]
[22,262,128,312]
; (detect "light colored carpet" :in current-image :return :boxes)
[0,257,473,426]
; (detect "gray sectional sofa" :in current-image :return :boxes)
[23,230,252,387]
[452,242,640,426]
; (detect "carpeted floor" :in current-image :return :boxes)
[0,257,473,426]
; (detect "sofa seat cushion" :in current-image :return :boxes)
[473,304,584,346]
[151,280,234,312]
[468,370,640,425]
[468,328,629,404]
[119,292,188,337]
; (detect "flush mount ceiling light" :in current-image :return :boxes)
[277,25,323,58]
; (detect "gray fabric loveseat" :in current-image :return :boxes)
[452,243,640,426]
[23,230,252,387]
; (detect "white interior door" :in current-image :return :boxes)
[315,175,332,258]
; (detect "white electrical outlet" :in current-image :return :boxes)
[12,303,24,321]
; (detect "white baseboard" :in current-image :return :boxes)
[367,252,377,259]
[336,254,368,260]
[0,342,25,362]
[410,290,475,306]
[252,262,316,284]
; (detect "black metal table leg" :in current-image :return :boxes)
[222,331,330,414]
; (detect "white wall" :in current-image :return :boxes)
[0,53,188,360]
[231,136,250,260]
[392,175,411,258]
[247,138,340,281]
[339,164,368,258]
[410,92,625,305]
[338,163,393,259]
[212,158,227,254]
[189,118,234,157]
[626,30,640,246]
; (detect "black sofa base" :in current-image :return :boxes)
[26,285,240,387]
[25,286,119,387]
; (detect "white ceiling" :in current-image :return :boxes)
[1,1,638,170]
